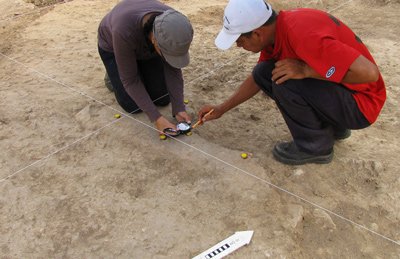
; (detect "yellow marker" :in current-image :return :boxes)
[160,135,166,140]
[115,114,120,118]
[184,100,189,104]
[192,109,214,129]
[241,153,248,159]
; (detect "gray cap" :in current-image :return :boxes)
[153,10,193,68]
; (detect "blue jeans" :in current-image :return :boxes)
[252,61,370,153]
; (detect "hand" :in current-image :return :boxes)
[271,59,309,84]
[156,116,178,136]
[175,111,191,124]
[197,104,224,124]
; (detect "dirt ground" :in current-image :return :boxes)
[1,0,400,258]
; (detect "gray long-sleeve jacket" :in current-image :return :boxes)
[98,0,186,122]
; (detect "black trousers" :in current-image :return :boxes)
[252,61,370,154]
[98,46,170,114]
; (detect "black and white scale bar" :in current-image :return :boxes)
[192,231,254,259]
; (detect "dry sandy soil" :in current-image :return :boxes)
[1,0,400,258]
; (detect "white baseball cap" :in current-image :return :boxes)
[215,0,273,50]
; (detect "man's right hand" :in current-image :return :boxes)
[197,75,260,126]
[197,104,224,123]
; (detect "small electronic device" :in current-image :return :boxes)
[163,122,192,136]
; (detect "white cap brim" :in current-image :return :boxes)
[215,28,241,50]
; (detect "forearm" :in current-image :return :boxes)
[220,75,260,113]
[164,63,186,116]
[304,55,379,84]
[341,55,379,84]
[125,81,162,122]
[197,75,260,122]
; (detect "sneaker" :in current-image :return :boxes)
[273,141,334,165]
[334,129,351,140]
[104,72,114,92]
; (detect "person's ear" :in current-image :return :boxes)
[251,29,263,41]
[252,29,262,40]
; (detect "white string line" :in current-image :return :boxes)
[0,0,71,23]
[143,127,400,247]
[186,53,250,85]
[0,51,251,183]
[0,119,121,183]
[3,0,398,247]
[328,0,354,13]
[0,53,124,115]
[3,57,398,248]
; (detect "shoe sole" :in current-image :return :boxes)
[104,73,114,92]
[273,149,334,166]
[104,80,114,92]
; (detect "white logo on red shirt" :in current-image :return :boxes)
[326,67,336,78]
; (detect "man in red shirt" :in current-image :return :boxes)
[198,0,386,165]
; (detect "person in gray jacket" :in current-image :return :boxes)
[98,0,194,135]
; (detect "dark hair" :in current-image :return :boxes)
[241,9,278,38]
[143,13,162,53]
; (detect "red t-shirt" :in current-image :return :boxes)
[258,9,386,124]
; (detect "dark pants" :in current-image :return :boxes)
[98,46,170,113]
[252,61,370,154]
